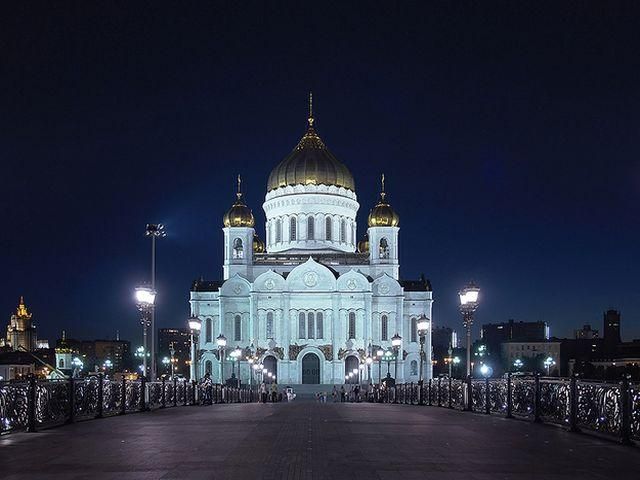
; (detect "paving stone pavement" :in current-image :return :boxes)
[1,401,639,480]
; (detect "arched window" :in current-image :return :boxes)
[325,217,332,240]
[266,312,274,339]
[205,318,212,343]
[299,312,306,339]
[411,317,417,343]
[232,238,243,259]
[307,312,315,339]
[348,312,356,339]
[307,217,315,240]
[379,238,389,259]
[234,315,242,341]
[340,218,346,242]
[410,360,418,376]
[381,314,388,341]
[59,358,64,368]
[290,216,297,241]
[316,312,324,339]
[205,360,212,375]
[275,219,282,243]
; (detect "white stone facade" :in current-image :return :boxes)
[189,120,433,385]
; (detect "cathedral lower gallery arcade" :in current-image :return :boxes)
[189,107,433,385]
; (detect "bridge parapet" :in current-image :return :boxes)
[364,375,639,445]
[0,375,258,435]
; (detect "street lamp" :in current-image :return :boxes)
[391,333,402,381]
[365,356,373,384]
[416,315,430,404]
[216,334,227,383]
[162,357,170,375]
[135,285,156,379]
[383,349,395,384]
[480,364,491,377]
[513,358,523,372]
[187,316,201,381]
[544,356,556,376]
[459,282,480,377]
[103,359,113,373]
[376,348,384,385]
[229,346,242,387]
[145,223,165,380]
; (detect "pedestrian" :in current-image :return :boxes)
[340,385,346,402]
[354,384,360,402]
[270,382,278,402]
[260,382,267,403]
[332,385,338,402]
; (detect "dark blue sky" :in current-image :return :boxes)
[2,1,639,345]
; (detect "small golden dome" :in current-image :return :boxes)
[223,175,255,228]
[253,233,265,253]
[357,233,370,253]
[367,174,399,227]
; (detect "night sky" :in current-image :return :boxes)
[2,2,639,346]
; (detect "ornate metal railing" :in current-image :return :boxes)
[369,374,639,444]
[0,375,258,435]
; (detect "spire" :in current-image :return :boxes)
[380,173,386,202]
[308,91,314,127]
[16,296,30,318]
[236,174,243,200]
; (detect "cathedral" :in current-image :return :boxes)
[189,102,433,385]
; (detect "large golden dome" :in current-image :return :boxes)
[267,105,355,192]
[223,176,255,227]
[367,175,399,227]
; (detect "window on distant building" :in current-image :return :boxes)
[205,318,212,343]
[232,238,243,259]
[348,312,356,339]
[266,312,274,339]
[411,317,417,343]
[299,312,306,339]
[234,315,241,341]
[316,312,324,339]
[381,314,388,341]
[307,217,314,240]
[290,216,297,241]
[308,312,315,339]
[325,217,332,240]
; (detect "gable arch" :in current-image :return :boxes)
[286,257,337,292]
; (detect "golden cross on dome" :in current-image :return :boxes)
[380,173,386,201]
[236,174,242,199]
[308,91,314,127]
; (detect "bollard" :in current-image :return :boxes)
[120,376,127,415]
[97,373,104,419]
[506,373,513,418]
[161,377,166,408]
[27,374,37,432]
[569,374,580,432]
[485,377,491,414]
[173,377,178,407]
[533,374,542,423]
[620,375,632,445]
[67,377,75,424]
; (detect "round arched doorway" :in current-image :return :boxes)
[263,355,277,384]
[345,355,360,384]
[301,353,320,384]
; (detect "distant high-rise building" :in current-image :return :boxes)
[575,324,599,340]
[158,328,191,377]
[603,309,621,354]
[93,339,131,372]
[5,297,38,352]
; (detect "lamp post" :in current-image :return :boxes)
[391,333,402,382]
[145,223,165,380]
[544,356,556,376]
[513,358,523,372]
[366,356,373,384]
[169,343,176,378]
[135,286,156,379]
[458,282,480,377]
[416,316,430,401]
[216,334,227,384]
[383,349,394,382]
[230,346,242,387]
[162,357,170,375]
[452,356,461,377]
[376,348,384,385]
[187,316,202,381]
